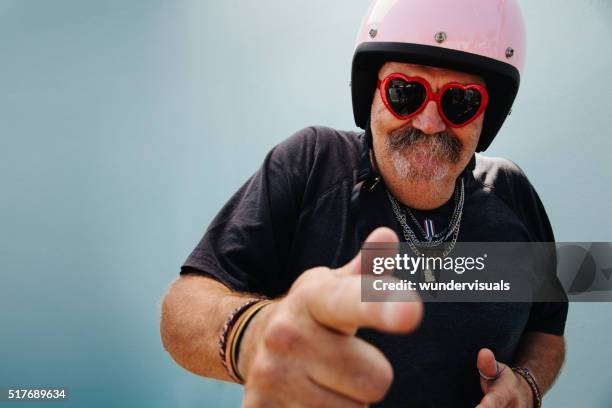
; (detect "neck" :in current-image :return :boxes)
[386,177,457,210]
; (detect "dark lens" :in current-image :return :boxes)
[440,87,483,125]
[386,78,427,117]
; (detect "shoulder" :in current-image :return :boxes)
[472,154,555,241]
[268,126,364,199]
[472,154,530,190]
[272,125,363,168]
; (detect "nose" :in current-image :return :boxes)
[411,101,447,135]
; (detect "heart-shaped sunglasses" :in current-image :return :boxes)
[377,73,489,128]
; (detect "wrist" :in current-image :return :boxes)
[218,298,261,382]
[237,301,276,380]
[517,373,535,408]
[512,367,542,408]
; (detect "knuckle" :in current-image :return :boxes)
[242,397,263,408]
[502,388,514,401]
[358,361,394,402]
[329,277,351,303]
[338,347,394,403]
[263,316,303,353]
[243,392,281,408]
[376,359,395,389]
[292,280,317,301]
[482,393,500,407]
[305,399,356,408]
[250,358,281,390]
[292,267,330,290]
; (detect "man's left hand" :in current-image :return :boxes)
[475,348,533,408]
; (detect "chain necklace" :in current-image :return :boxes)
[387,178,464,248]
[386,178,465,282]
[404,181,462,241]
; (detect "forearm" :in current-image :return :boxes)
[160,274,261,382]
[514,331,566,395]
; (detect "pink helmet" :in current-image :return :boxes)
[351,0,526,151]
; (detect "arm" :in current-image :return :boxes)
[161,228,423,406]
[475,332,565,408]
[514,331,566,395]
[160,274,259,382]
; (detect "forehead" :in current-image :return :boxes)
[379,62,486,86]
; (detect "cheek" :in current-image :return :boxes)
[370,96,389,141]
[456,114,484,144]
[370,101,392,159]
[370,92,387,124]
[371,93,410,134]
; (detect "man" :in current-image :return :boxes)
[161,0,568,406]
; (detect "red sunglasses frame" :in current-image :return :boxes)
[377,73,489,128]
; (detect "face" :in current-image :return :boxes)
[371,62,486,184]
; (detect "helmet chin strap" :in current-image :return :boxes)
[357,118,376,181]
[350,118,382,241]
[364,117,374,148]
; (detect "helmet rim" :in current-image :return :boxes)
[351,42,520,152]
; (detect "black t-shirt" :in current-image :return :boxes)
[182,126,568,407]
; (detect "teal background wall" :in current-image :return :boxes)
[1,0,610,406]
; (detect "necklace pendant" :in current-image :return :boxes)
[424,267,436,283]
[424,218,435,241]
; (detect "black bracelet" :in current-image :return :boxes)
[512,367,542,408]
[218,298,261,381]
[230,300,274,383]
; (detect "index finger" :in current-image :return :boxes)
[337,227,400,277]
[306,272,422,336]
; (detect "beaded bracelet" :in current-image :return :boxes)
[512,367,542,408]
[218,298,261,382]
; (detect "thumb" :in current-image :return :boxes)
[477,348,499,379]
[339,227,399,276]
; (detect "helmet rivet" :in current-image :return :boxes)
[434,31,447,43]
[368,28,378,39]
[506,47,515,58]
